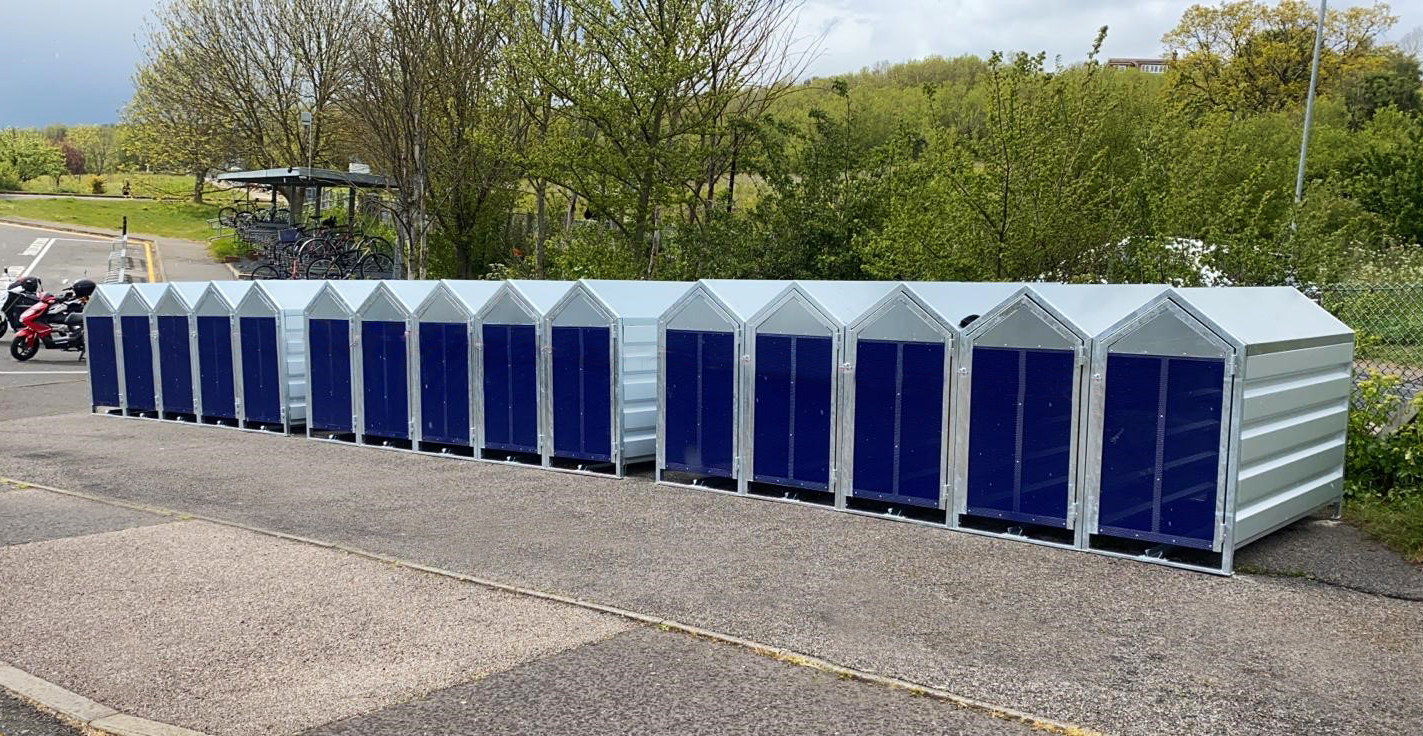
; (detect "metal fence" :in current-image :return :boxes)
[1315,283,1423,430]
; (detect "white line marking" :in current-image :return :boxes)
[20,238,49,257]
[18,237,56,278]
[0,371,87,374]
[2,267,21,281]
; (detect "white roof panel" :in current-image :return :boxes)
[323,281,381,312]
[254,280,324,311]
[795,280,901,325]
[1029,283,1171,337]
[168,282,209,309]
[381,280,440,313]
[1175,286,1352,348]
[906,282,1023,333]
[507,280,576,316]
[582,279,691,319]
[698,280,794,321]
[210,281,255,309]
[440,279,502,314]
[127,282,169,309]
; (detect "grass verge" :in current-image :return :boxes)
[1347,493,1423,563]
[0,197,219,241]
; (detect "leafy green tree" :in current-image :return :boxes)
[0,130,65,183]
[1342,49,1422,127]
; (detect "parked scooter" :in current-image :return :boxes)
[11,279,95,362]
[1,277,44,339]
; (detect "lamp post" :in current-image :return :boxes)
[1294,0,1327,207]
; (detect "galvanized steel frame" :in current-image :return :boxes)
[115,285,167,420]
[545,284,624,477]
[838,285,955,515]
[950,288,1089,548]
[472,282,555,466]
[152,284,206,421]
[85,284,129,414]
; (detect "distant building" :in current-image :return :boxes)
[1107,58,1169,74]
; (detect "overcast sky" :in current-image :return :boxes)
[0,0,1418,128]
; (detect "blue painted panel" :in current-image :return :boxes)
[308,318,352,432]
[157,315,193,413]
[551,326,612,462]
[753,334,832,491]
[663,329,736,478]
[965,346,1075,527]
[239,317,281,423]
[1099,354,1225,549]
[196,316,235,418]
[87,316,120,406]
[361,320,408,440]
[420,322,470,445]
[120,315,156,411]
[481,324,539,453]
[852,340,945,508]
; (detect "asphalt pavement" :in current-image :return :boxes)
[0,222,116,287]
[0,386,1418,736]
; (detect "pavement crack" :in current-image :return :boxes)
[1239,566,1423,603]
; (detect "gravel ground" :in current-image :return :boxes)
[0,520,631,736]
[2,415,1421,735]
[0,489,170,546]
[1235,515,1423,600]
[0,379,85,419]
[304,627,1034,736]
[0,690,81,736]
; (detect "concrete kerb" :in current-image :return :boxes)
[0,662,205,736]
[0,476,1099,736]
[0,217,159,283]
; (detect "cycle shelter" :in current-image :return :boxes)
[1081,287,1353,574]
[743,281,898,504]
[411,280,500,456]
[655,279,791,492]
[952,283,1167,546]
[190,281,253,426]
[303,281,381,441]
[233,281,321,434]
[114,283,168,419]
[85,284,128,414]
[475,280,575,464]
[544,280,691,476]
[151,282,209,422]
[351,281,439,448]
[836,282,1022,523]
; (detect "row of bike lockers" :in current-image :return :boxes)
[85,279,1354,574]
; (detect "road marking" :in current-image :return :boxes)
[20,237,51,257]
[141,238,156,282]
[18,236,56,279]
[2,266,21,281]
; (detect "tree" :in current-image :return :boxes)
[1163,0,1398,115]
[69,125,118,174]
[125,48,236,202]
[0,130,65,183]
[516,0,806,276]
[1342,49,1422,127]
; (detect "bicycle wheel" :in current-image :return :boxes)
[218,207,239,227]
[249,264,282,280]
[355,253,395,280]
[305,257,345,280]
[360,236,394,258]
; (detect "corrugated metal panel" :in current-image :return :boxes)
[307,318,353,432]
[662,329,736,477]
[239,316,282,423]
[850,338,945,507]
[157,314,194,413]
[196,316,235,419]
[1232,341,1352,545]
[418,322,470,445]
[361,319,410,440]
[551,325,613,461]
[752,333,833,491]
[482,323,539,453]
[86,316,120,407]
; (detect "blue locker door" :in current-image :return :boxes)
[239,317,282,424]
[420,323,470,445]
[753,334,832,491]
[852,340,945,508]
[965,346,1075,527]
[120,315,155,411]
[197,316,235,419]
[157,316,193,413]
[362,321,409,440]
[664,330,736,478]
[482,324,539,453]
[308,319,352,432]
[551,326,612,462]
[86,316,120,406]
[1098,355,1225,549]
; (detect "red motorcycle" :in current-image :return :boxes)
[11,280,95,362]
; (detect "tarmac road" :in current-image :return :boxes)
[0,221,118,287]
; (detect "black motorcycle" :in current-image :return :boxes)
[1,277,44,339]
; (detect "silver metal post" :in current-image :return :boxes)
[1295,0,1327,207]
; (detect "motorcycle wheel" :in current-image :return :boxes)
[0,321,6,339]
[10,336,38,361]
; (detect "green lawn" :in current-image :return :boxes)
[1348,493,1423,564]
[14,173,244,203]
[0,197,220,241]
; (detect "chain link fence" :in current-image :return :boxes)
[1315,283,1423,431]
